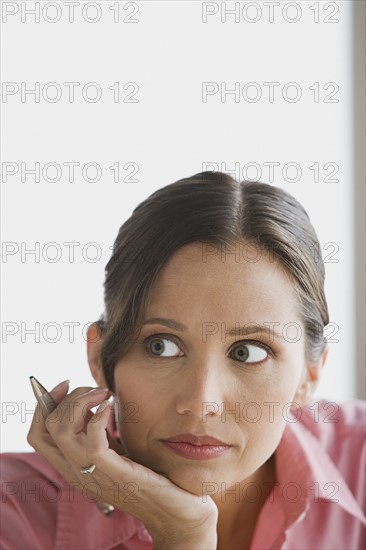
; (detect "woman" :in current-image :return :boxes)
[1,171,365,550]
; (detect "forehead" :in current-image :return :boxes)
[145,242,299,325]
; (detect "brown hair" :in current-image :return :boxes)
[95,171,329,391]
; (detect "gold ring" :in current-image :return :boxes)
[80,464,96,475]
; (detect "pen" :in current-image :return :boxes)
[29,375,115,516]
[29,376,59,416]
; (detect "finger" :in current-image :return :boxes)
[45,386,105,431]
[28,383,96,468]
[46,387,112,438]
[44,389,123,474]
[27,379,70,446]
[27,409,77,487]
[85,398,131,468]
[27,383,121,502]
[47,385,98,417]
[85,396,129,456]
[49,379,71,401]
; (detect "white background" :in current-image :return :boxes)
[1,1,363,452]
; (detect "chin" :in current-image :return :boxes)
[159,469,214,497]
[152,461,240,498]
[124,446,240,496]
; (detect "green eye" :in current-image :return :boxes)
[142,334,271,365]
[231,343,268,363]
[150,338,164,355]
[146,336,183,357]
[232,345,249,362]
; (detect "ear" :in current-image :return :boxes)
[294,344,329,407]
[86,322,108,388]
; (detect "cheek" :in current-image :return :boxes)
[238,361,305,444]
[113,371,163,456]
[113,362,150,413]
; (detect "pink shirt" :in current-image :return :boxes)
[1,398,365,549]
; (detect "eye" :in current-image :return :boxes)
[143,334,184,358]
[141,333,271,364]
[230,341,269,364]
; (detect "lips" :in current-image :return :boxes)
[161,433,230,446]
[160,433,232,460]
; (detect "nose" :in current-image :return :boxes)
[174,358,225,419]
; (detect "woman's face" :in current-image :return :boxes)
[112,241,310,495]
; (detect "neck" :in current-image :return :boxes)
[214,453,276,550]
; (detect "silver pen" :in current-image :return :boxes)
[29,375,115,516]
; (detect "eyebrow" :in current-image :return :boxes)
[142,317,286,341]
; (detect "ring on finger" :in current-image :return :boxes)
[80,463,96,474]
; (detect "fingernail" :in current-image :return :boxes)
[88,387,109,394]
[97,395,114,413]
[50,380,70,392]
[107,395,114,405]
[97,399,109,413]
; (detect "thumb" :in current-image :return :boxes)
[49,379,70,403]
[29,378,70,428]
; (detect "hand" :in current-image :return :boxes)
[27,382,218,549]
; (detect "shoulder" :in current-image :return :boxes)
[298,398,366,460]
[299,397,366,442]
[299,398,366,510]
